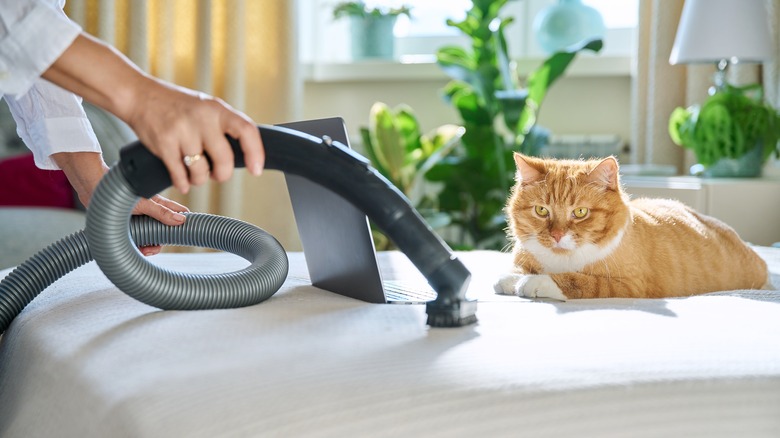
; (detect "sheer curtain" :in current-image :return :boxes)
[766,0,780,110]
[65,0,303,250]
[632,0,779,174]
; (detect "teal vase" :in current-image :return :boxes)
[350,15,397,60]
[533,0,606,54]
[692,141,766,178]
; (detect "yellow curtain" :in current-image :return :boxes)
[64,0,303,250]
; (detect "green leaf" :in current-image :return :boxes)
[420,124,463,157]
[369,102,406,183]
[394,105,422,155]
[425,157,460,182]
[333,2,412,19]
[460,123,498,157]
[441,81,471,105]
[494,17,516,91]
[436,46,476,83]
[451,88,492,126]
[447,15,480,37]
[520,125,551,156]
[517,38,603,136]
[668,106,692,146]
[417,125,464,177]
[333,2,366,19]
[359,126,388,178]
[496,90,528,131]
[436,184,465,211]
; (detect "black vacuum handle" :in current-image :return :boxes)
[119,125,367,198]
[118,125,476,327]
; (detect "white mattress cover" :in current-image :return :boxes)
[0,248,779,437]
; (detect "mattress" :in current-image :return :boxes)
[1,247,779,437]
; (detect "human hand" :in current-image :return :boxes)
[52,152,189,256]
[122,78,265,194]
[132,194,189,256]
[42,33,265,195]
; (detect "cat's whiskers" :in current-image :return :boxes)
[506,234,534,256]
[500,241,514,253]
[601,251,629,287]
[600,255,613,281]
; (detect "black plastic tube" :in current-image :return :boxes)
[118,125,476,327]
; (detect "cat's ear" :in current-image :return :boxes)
[513,153,544,185]
[586,156,619,190]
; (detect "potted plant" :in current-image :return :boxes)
[359,102,464,249]
[669,82,780,177]
[333,1,412,60]
[425,0,602,249]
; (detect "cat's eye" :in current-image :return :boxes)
[573,207,589,219]
[534,206,549,217]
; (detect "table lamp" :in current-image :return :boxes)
[669,0,773,90]
[668,0,778,178]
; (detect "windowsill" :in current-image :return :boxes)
[302,55,633,83]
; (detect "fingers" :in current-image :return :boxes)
[223,111,264,176]
[132,195,188,257]
[161,129,207,193]
[203,130,234,182]
[151,194,190,213]
[133,196,187,226]
[127,81,263,193]
[139,245,162,257]
[159,139,191,195]
[185,102,262,183]
[183,149,210,186]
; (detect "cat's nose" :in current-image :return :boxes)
[550,229,565,242]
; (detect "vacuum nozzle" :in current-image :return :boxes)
[426,298,478,327]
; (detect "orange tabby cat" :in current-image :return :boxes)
[494,153,772,300]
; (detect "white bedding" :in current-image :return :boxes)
[1,248,779,437]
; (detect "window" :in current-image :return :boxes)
[300,0,638,64]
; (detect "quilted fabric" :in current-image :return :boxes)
[0,249,778,437]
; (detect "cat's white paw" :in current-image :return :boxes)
[493,273,524,295]
[516,275,568,301]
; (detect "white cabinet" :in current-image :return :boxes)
[622,176,780,246]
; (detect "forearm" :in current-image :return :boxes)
[41,30,265,195]
[50,152,108,208]
[40,32,147,122]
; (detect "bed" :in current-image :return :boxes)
[1,247,779,437]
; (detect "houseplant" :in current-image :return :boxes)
[359,102,464,249]
[333,1,412,60]
[425,0,602,249]
[669,82,780,177]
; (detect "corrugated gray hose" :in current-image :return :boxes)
[0,166,289,334]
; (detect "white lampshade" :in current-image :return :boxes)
[669,0,773,65]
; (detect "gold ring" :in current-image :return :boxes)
[183,154,202,167]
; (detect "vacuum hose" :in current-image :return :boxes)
[85,167,288,311]
[0,125,476,334]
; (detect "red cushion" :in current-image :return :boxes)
[0,153,75,209]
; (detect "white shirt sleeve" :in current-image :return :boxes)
[0,0,82,97]
[0,1,102,170]
[4,79,102,170]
